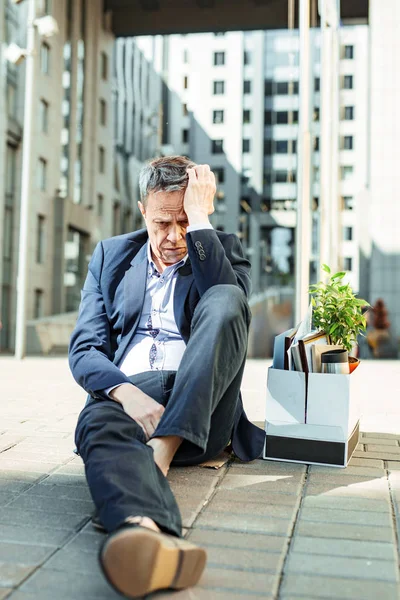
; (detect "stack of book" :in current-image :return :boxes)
[272,327,342,374]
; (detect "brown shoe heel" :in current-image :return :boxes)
[99,526,206,599]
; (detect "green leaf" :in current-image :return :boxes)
[322,264,331,274]
[332,271,346,280]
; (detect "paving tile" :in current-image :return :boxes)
[230,460,306,474]
[199,566,279,595]
[187,529,288,554]
[285,551,398,581]
[218,473,303,495]
[0,542,55,565]
[205,546,284,572]
[310,465,385,477]
[6,495,94,516]
[305,481,390,500]
[362,433,400,440]
[306,473,387,486]
[53,463,85,476]
[64,531,104,554]
[195,511,293,535]
[42,548,99,573]
[211,489,299,506]
[0,562,36,587]
[359,437,399,446]
[38,474,87,487]
[295,521,395,543]
[28,483,91,501]
[353,451,400,461]
[0,590,11,600]
[0,481,33,494]
[387,461,400,471]
[349,457,385,468]
[291,536,396,561]
[203,497,298,519]
[148,589,270,599]
[299,506,392,527]
[365,445,400,454]
[19,568,119,598]
[0,508,88,531]
[0,524,71,547]
[0,459,58,474]
[301,495,390,512]
[281,574,400,599]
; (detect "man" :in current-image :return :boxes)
[69,156,264,599]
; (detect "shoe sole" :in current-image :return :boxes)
[100,527,207,598]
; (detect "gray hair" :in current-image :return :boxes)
[139,155,196,205]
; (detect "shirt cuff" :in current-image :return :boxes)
[104,382,132,398]
[187,223,214,233]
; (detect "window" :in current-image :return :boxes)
[290,140,297,153]
[314,137,320,151]
[6,82,17,118]
[264,111,272,125]
[343,135,353,150]
[101,52,108,80]
[292,81,299,94]
[314,77,320,92]
[40,42,50,74]
[292,110,299,124]
[182,129,189,143]
[38,158,47,190]
[213,167,225,184]
[264,79,273,95]
[242,139,251,153]
[36,215,45,263]
[341,165,354,180]
[213,110,224,124]
[264,139,272,155]
[183,75,188,89]
[275,170,296,183]
[99,146,105,173]
[243,80,251,94]
[97,193,104,217]
[34,289,44,319]
[113,202,120,236]
[243,51,251,65]
[344,226,353,241]
[344,257,353,271]
[276,82,289,95]
[342,196,354,210]
[343,75,353,89]
[214,32,225,36]
[183,103,189,116]
[276,111,288,124]
[212,139,224,154]
[344,45,354,59]
[3,207,13,260]
[344,106,354,120]
[314,166,320,182]
[40,99,49,133]
[100,99,107,126]
[314,107,320,121]
[183,49,189,63]
[214,51,225,66]
[276,140,288,154]
[243,110,251,124]
[213,81,225,95]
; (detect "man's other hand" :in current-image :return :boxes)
[110,384,165,440]
[184,165,216,226]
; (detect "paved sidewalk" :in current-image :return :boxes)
[0,357,399,599]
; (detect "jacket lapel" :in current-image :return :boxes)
[174,259,194,343]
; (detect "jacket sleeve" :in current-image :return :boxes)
[186,229,252,298]
[68,241,132,399]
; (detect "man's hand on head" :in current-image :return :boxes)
[110,384,165,440]
[184,165,216,226]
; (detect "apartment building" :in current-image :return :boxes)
[0,0,117,353]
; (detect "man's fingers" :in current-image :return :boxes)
[187,167,197,182]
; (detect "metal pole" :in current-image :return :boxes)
[15,0,36,359]
[295,0,312,324]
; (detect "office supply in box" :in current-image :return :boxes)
[263,366,361,467]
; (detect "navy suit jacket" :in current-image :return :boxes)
[69,227,265,461]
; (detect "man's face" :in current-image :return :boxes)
[139,191,189,267]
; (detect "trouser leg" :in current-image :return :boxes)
[154,284,251,463]
[75,372,182,537]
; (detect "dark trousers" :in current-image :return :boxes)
[75,285,250,538]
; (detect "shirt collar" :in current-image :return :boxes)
[146,241,188,277]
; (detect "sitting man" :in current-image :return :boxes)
[69,156,264,599]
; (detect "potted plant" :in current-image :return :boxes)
[309,265,369,371]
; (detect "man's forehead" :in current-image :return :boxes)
[147,191,186,216]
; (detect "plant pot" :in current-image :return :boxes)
[348,356,360,374]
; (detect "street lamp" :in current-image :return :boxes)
[5,0,58,359]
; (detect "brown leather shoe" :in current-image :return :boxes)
[99,525,207,598]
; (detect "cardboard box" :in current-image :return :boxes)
[263,367,361,467]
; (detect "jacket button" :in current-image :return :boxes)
[195,241,202,249]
